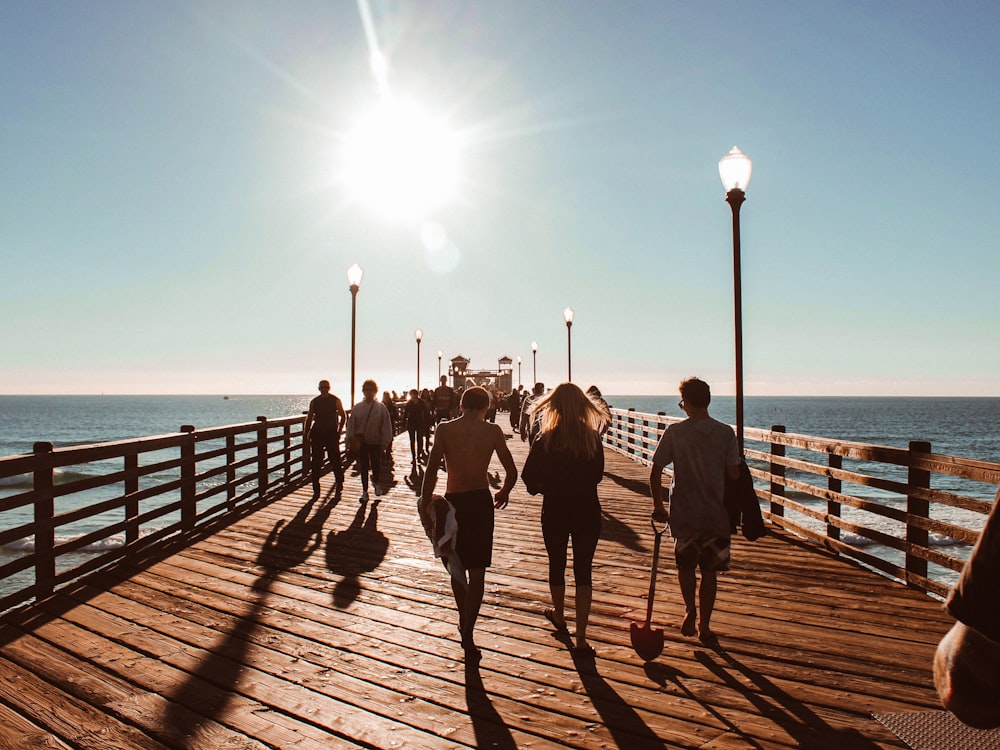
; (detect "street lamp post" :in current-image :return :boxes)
[564,307,575,382]
[437,350,443,382]
[517,356,522,388]
[531,341,538,384]
[347,262,364,407]
[719,146,752,454]
[415,329,423,391]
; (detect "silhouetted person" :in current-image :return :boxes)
[346,379,392,501]
[935,486,1000,728]
[649,377,740,644]
[519,382,545,444]
[421,386,517,662]
[303,380,346,497]
[404,388,431,465]
[522,382,608,657]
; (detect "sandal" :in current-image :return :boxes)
[544,609,569,634]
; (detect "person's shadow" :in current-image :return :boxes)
[694,649,886,749]
[161,491,336,746]
[325,500,389,608]
[572,650,666,748]
[464,662,516,749]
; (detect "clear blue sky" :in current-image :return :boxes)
[3,1,998,398]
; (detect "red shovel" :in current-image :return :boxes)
[630,517,669,661]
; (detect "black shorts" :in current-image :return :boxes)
[674,536,731,572]
[445,489,495,570]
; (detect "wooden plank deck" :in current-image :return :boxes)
[0,424,953,749]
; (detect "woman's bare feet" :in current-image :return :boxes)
[681,611,697,637]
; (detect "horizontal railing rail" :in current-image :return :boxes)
[0,415,313,614]
[604,407,999,599]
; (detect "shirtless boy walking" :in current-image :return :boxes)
[421,386,517,661]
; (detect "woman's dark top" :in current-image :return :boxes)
[521,431,604,512]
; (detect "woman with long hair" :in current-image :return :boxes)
[521,382,608,656]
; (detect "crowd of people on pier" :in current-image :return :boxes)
[303,374,740,663]
[304,374,1000,727]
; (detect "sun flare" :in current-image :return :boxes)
[341,98,461,220]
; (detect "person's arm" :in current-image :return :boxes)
[379,404,393,447]
[492,425,517,509]
[420,424,447,503]
[337,398,346,434]
[303,405,315,443]
[521,440,543,495]
[649,463,669,523]
[935,621,1000,729]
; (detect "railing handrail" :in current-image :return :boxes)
[603,406,999,599]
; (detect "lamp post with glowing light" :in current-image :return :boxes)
[517,356,522,388]
[531,341,538,384]
[415,329,423,391]
[564,307,575,382]
[719,146,752,454]
[347,262,364,407]
[437,350,443,382]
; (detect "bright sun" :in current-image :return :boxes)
[342,98,461,220]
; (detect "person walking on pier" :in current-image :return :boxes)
[404,388,431,466]
[303,380,347,498]
[519,382,545,445]
[649,377,740,644]
[934,486,1000,729]
[420,386,517,662]
[347,379,393,502]
[433,375,457,425]
[521,382,608,657]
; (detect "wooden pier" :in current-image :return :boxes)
[0,427,956,748]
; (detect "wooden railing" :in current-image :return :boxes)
[604,407,1000,599]
[0,415,315,614]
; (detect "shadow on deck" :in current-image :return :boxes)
[0,426,953,748]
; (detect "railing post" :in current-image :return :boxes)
[180,426,196,530]
[226,432,236,510]
[655,411,666,464]
[125,452,139,547]
[907,440,931,585]
[257,417,269,497]
[627,408,636,458]
[33,441,55,599]
[827,453,842,541]
[283,423,292,482]
[769,425,786,518]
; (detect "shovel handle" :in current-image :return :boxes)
[643,520,667,626]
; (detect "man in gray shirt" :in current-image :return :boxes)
[649,377,740,644]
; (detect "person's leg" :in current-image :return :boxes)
[369,443,382,494]
[699,570,718,637]
[570,512,600,649]
[462,568,486,654]
[574,585,592,649]
[542,515,570,628]
[329,439,344,486]
[310,438,323,496]
[408,429,417,463]
[357,445,371,496]
[677,568,698,636]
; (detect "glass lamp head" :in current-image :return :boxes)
[415,328,423,342]
[346,262,365,289]
[719,146,752,193]
[564,307,575,325]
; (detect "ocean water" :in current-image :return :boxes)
[1,395,998,600]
